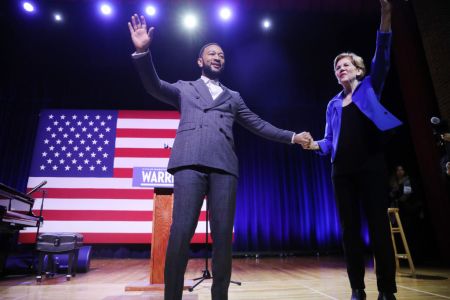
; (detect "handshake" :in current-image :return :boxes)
[294,132,320,150]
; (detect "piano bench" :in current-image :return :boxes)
[35,233,84,282]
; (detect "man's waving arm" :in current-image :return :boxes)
[128,14,180,108]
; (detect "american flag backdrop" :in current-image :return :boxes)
[20,109,210,244]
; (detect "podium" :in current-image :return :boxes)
[125,188,193,291]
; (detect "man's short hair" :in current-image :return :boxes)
[198,42,222,58]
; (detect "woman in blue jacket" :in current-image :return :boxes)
[303,1,401,299]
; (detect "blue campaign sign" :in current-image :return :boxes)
[132,167,174,188]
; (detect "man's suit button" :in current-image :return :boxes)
[220,114,223,118]
[219,128,224,132]
[200,125,203,128]
[196,96,200,99]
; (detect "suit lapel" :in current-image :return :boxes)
[333,93,343,120]
[207,85,232,109]
[190,79,233,109]
[191,79,214,106]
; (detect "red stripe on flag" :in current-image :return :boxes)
[26,188,154,199]
[115,148,172,158]
[20,233,213,244]
[114,168,133,178]
[31,211,208,222]
[118,110,180,119]
[116,128,177,138]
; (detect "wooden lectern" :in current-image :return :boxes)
[125,188,193,291]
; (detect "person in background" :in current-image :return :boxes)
[389,165,412,208]
[389,165,425,261]
[440,133,450,177]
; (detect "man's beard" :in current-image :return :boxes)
[202,64,222,80]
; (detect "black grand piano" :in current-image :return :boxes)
[0,182,43,275]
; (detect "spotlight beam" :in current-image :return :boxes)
[183,14,198,30]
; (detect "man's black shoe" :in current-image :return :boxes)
[377,292,396,300]
[351,289,366,300]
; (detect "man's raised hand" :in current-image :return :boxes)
[128,14,154,53]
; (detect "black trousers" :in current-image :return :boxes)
[332,168,397,293]
[164,167,238,300]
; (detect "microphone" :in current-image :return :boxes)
[27,180,47,196]
[431,116,441,125]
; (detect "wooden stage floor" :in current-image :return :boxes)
[1,256,449,299]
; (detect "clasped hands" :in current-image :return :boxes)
[294,132,319,150]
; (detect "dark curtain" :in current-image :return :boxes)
[0,1,419,253]
[234,110,341,252]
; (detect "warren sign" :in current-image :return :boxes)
[132,167,174,188]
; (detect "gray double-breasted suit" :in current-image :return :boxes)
[133,51,295,300]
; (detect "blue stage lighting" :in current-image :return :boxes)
[262,19,271,30]
[100,3,113,16]
[22,2,35,13]
[219,7,232,21]
[54,13,63,22]
[145,5,156,16]
[183,14,198,30]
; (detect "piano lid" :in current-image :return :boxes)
[0,183,35,206]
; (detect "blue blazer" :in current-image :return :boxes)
[317,31,402,162]
[133,52,295,177]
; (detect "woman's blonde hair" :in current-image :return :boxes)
[333,52,366,80]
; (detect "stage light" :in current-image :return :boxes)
[219,7,232,21]
[100,3,113,15]
[22,2,35,13]
[145,5,156,16]
[262,19,271,30]
[183,14,198,30]
[54,13,63,22]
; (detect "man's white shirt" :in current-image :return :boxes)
[200,75,223,100]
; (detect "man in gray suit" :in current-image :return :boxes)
[128,14,310,300]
